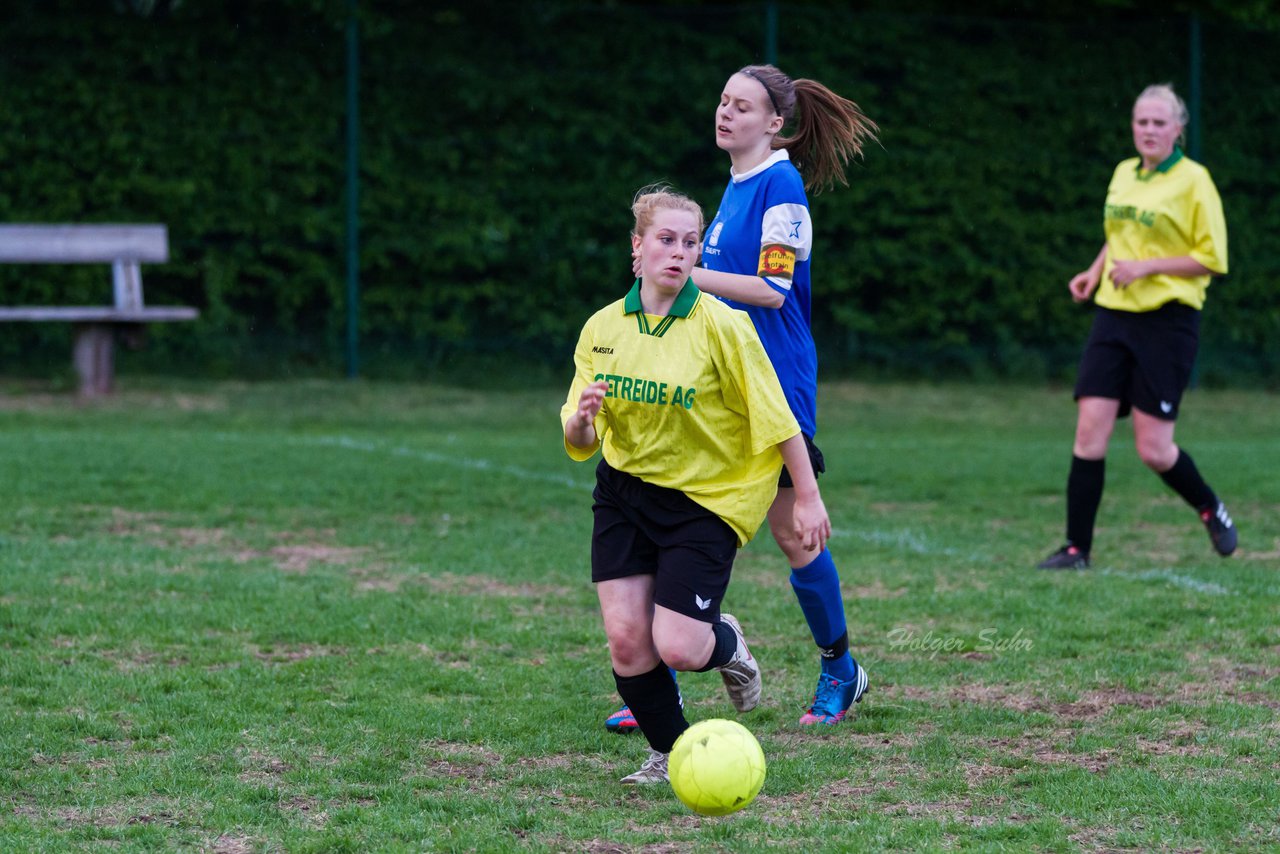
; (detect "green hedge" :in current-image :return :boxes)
[0,1,1276,385]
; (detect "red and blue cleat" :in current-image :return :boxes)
[799,662,870,726]
[604,705,639,734]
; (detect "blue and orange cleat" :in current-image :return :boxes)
[799,662,869,725]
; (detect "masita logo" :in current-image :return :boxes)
[592,346,614,354]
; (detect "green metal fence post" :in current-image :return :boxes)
[345,0,361,379]
[764,0,777,65]
[1188,12,1202,161]
[1188,12,1203,388]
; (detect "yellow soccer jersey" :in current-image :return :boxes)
[1096,148,1227,313]
[560,279,800,546]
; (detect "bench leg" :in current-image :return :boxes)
[72,323,115,396]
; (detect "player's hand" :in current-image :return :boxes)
[1109,259,1149,288]
[565,380,608,449]
[575,380,608,426]
[791,492,831,553]
[631,248,642,279]
[1068,270,1099,302]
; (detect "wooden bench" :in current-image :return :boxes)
[0,224,198,396]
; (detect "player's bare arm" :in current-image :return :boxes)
[690,267,785,309]
[629,253,784,310]
[1109,255,1216,288]
[1069,245,1108,302]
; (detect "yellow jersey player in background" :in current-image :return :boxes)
[1038,83,1236,570]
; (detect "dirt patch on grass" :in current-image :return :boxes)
[237,748,291,785]
[1046,688,1164,721]
[209,836,256,854]
[896,683,1166,720]
[266,543,368,573]
[99,646,188,671]
[251,644,343,665]
[847,579,909,599]
[1165,655,1280,709]
[280,794,327,827]
[417,571,573,601]
[417,739,504,783]
[350,565,406,592]
[98,508,379,574]
[571,841,688,854]
[520,752,614,774]
[887,683,1238,769]
[971,731,1118,773]
[103,506,170,533]
[894,796,1012,826]
[14,797,185,830]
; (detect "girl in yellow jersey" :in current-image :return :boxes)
[1038,84,1237,570]
[562,186,831,783]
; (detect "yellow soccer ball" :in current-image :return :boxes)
[668,718,766,816]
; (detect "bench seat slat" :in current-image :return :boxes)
[0,224,169,263]
[0,306,198,322]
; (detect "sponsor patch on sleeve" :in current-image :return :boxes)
[757,244,796,280]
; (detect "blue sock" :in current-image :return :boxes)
[790,549,856,681]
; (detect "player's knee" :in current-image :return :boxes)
[1136,441,1175,471]
[652,628,712,672]
[767,521,807,564]
[1073,425,1112,458]
[608,640,656,673]
[605,623,653,670]
[655,645,702,672]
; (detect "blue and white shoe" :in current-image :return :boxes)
[799,662,869,725]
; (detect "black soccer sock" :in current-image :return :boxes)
[1066,455,1106,554]
[693,619,738,672]
[614,663,688,754]
[1158,449,1217,511]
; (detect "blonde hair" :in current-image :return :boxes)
[1135,83,1189,127]
[631,184,705,238]
[738,64,879,194]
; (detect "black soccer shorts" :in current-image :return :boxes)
[590,459,737,623]
[1074,302,1201,421]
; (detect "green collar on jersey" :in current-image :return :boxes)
[1136,145,1184,180]
[623,278,700,318]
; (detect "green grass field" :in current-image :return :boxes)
[1,379,1277,852]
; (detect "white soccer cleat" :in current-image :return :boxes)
[715,613,761,713]
[620,748,669,784]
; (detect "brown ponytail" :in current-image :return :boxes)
[739,64,878,194]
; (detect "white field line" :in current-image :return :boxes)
[1100,568,1234,596]
[209,432,591,491]
[31,429,998,560]
[300,435,590,490]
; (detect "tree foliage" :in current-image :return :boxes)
[0,0,1276,383]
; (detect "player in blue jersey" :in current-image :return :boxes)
[607,64,878,732]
